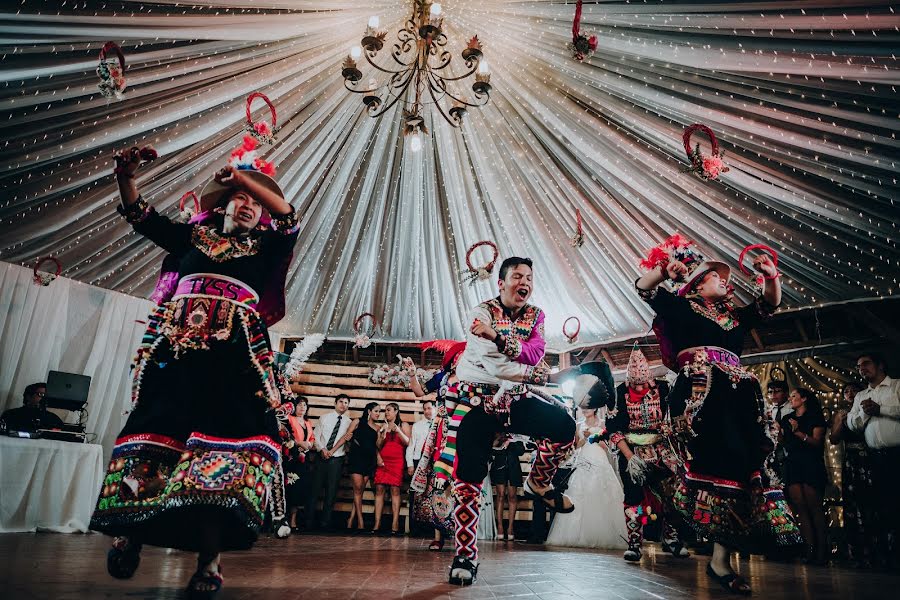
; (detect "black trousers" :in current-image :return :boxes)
[455,393,575,484]
[869,446,900,559]
[305,454,345,528]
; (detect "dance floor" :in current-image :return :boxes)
[1,532,894,599]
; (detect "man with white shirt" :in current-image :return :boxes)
[847,352,900,568]
[442,257,575,586]
[305,394,352,531]
[406,400,435,534]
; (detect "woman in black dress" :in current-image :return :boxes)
[343,402,382,531]
[490,435,526,540]
[636,235,801,595]
[91,140,298,599]
[779,389,828,563]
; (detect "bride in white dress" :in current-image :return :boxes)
[546,408,626,549]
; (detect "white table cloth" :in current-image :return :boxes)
[0,436,105,533]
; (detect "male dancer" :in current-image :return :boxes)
[443,257,576,585]
[604,347,688,562]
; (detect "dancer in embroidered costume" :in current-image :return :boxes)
[407,340,466,551]
[602,347,688,561]
[636,235,801,595]
[91,138,299,599]
[438,257,576,585]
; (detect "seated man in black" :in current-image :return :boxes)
[1,382,64,432]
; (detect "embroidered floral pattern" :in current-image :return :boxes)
[192,225,260,262]
[687,296,739,330]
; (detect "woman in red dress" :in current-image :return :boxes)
[373,402,411,534]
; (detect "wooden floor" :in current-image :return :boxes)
[0,532,895,599]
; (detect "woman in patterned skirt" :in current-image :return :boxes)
[91,138,298,599]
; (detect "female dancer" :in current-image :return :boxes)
[636,235,801,595]
[92,138,298,599]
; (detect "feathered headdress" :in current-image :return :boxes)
[421,339,467,371]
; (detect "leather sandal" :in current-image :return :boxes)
[706,563,751,595]
[186,564,224,600]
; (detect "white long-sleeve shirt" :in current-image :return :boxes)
[313,411,352,457]
[455,304,547,386]
[406,418,432,466]
[847,375,900,449]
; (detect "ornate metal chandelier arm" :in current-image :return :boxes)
[424,75,460,126]
[366,70,418,118]
[427,71,488,108]
[430,59,478,82]
[362,47,414,76]
[427,70,488,108]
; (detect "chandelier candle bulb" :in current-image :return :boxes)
[368,15,380,29]
[430,3,442,16]
[350,46,362,60]
[409,132,423,153]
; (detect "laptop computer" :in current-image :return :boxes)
[45,370,91,412]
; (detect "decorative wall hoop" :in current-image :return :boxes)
[97,41,126,100]
[353,312,377,348]
[245,92,278,144]
[563,316,581,344]
[569,0,598,61]
[738,244,779,280]
[178,191,200,222]
[570,208,584,247]
[33,256,62,286]
[770,366,787,383]
[682,123,729,181]
[462,240,499,285]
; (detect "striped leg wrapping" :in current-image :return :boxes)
[453,480,482,560]
[434,403,472,485]
[529,439,574,488]
[624,504,644,548]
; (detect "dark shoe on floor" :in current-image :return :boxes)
[706,563,751,595]
[106,538,142,579]
[186,565,224,600]
[448,556,478,586]
[429,540,444,551]
[623,544,642,562]
[662,540,690,558]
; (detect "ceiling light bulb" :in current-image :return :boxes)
[368,15,380,28]
[409,132,423,153]
[430,3,442,17]
[477,60,490,74]
[350,46,362,60]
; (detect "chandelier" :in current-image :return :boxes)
[341,0,492,152]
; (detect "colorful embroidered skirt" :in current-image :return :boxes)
[90,296,286,552]
[667,366,802,551]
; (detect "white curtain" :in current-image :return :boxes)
[0,262,152,454]
[0,2,896,348]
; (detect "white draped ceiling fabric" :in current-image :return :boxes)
[0,1,897,350]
